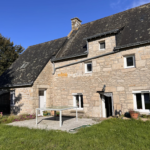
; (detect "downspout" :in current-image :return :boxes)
[86,40,89,54]
[52,62,56,75]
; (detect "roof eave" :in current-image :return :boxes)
[83,28,121,41]
[114,40,150,51]
[0,81,34,89]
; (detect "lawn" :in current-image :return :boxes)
[0,118,150,150]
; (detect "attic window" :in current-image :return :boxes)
[20,62,29,69]
[100,41,105,50]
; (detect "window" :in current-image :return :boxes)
[124,55,135,68]
[10,91,15,105]
[39,91,44,96]
[100,41,105,50]
[133,91,150,112]
[73,94,83,109]
[85,62,92,73]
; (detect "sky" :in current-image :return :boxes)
[0,0,150,50]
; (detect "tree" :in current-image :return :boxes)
[0,34,24,76]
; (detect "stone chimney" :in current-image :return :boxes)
[71,17,82,30]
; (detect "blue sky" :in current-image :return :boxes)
[0,0,150,50]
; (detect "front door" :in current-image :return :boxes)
[39,90,46,116]
[105,96,112,117]
[102,93,113,118]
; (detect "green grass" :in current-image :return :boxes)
[0,118,150,150]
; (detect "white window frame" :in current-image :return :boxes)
[132,90,150,113]
[72,93,83,110]
[124,55,135,68]
[99,41,105,50]
[10,91,15,106]
[85,62,92,73]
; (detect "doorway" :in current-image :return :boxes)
[102,93,113,118]
[0,92,10,114]
[104,96,112,117]
[39,90,46,116]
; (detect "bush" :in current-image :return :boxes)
[141,114,147,118]
[0,114,36,124]
[147,115,150,118]
[43,111,48,116]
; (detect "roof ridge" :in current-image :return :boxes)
[81,2,150,26]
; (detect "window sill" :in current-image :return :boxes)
[72,108,83,110]
[77,108,83,110]
[99,49,105,51]
[85,72,92,74]
[124,66,135,69]
[135,109,150,112]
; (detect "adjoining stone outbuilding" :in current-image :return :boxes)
[0,3,150,117]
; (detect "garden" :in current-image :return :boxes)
[0,112,150,149]
[0,113,36,124]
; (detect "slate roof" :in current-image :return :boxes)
[0,37,67,88]
[0,3,150,88]
[54,3,150,60]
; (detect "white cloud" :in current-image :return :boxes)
[111,0,150,11]
[110,0,121,9]
[131,0,150,8]
[110,0,128,10]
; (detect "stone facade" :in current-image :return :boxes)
[52,36,150,117]
[11,35,150,117]
[11,61,53,115]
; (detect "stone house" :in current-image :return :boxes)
[0,3,150,117]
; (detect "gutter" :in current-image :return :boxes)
[53,51,116,74]
[51,52,88,62]
[0,81,34,89]
[114,40,150,51]
[52,39,150,74]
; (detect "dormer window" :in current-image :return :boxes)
[100,41,105,50]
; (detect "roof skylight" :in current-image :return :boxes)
[20,62,29,69]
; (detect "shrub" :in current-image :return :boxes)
[141,114,147,118]
[0,114,36,124]
[147,115,150,118]
[43,111,48,116]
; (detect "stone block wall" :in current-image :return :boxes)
[52,36,150,117]
[88,36,116,58]
[11,61,53,115]
[10,35,150,117]
[11,87,34,115]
